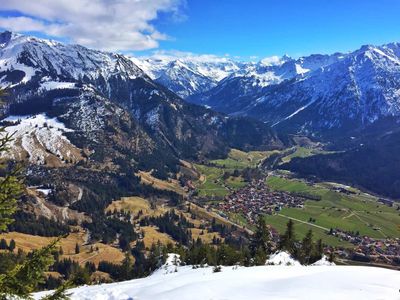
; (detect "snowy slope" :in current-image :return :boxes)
[190,43,400,136]
[34,260,399,300]
[0,31,147,89]
[0,114,81,165]
[186,53,343,112]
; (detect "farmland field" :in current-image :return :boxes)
[211,149,277,169]
[194,149,273,198]
[266,176,400,239]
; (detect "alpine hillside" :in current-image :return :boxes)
[0,30,283,176]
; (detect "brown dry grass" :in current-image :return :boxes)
[138,171,186,195]
[0,228,125,267]
[105,196,168,219]
[106,196,150,215]
[190,228,223,244]
[140,226,175,248]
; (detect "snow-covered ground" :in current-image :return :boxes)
[40,80,76,91]
[266,251,302,266]
[1,114,81,165]
[34,253,400,300]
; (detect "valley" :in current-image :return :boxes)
[187,147,400,265]
[1,28,400,298]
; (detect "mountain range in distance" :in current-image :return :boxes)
[1,30,400,198]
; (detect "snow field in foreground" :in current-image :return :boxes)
[34,253,400,300]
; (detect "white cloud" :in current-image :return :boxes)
[0,0,185,51]
[260,55,285,66]
[144,49,235,63]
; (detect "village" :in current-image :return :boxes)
[213,178,400,267]
[218,179,307,224]
[329,229,400,266]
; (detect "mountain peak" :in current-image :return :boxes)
[0,31,17,47]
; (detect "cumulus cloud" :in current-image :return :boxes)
[0,0,185,51]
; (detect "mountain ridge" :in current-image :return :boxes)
[187,42,400,138]
[0,30,284,176]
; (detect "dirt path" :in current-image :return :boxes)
[352,212,387,238]
[343,211,354,219]
[277,214,330,231]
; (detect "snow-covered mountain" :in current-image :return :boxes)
[0,31,146,87]
[0,31,282,171]
[34,253,400,300]
[131,55,244,98]
[185,53,343,108]
[189,44,400,137]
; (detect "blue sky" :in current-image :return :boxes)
[151,0,400,59]
[1,0,400,60]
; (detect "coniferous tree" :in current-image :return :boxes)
[250,215,270,265]
[280,220,296,254]
[40,280,72,300]
[328,251,335,263]
[0,132,22,231]
[300,230,313,265]
[310,239,324,263]
[0,239,7,250]
[0,88,70,300]
[0,238,60,299]
[120,252,133,280]
[8,239,15,252]
[75,243,80,254]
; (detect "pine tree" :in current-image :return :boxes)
[8,239,15,252]
[0,132,23,230]
[0,238,60,299]
[253,247,267,266]
[251,216,269,252]
[300,229,313,265]
[250,215,270,265]
[0,87,70,300]
[0,238,7,250]
[280,219,296,254]
[75,243,80,254]
[328,251,335,263]
[120,252,133,280]
[0,88,23,233]
[40,280,72,300]
[310,239,323,264]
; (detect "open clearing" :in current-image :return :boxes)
[194,149,275,198]
[0,229,125,266]
[137,171,186,195]
[140,226,176,247]
[211,149,277,169]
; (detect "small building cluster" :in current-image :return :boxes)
[218,179,306,224]
[330,229,400,266]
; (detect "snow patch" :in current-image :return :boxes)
[40,81,76,91]
[266,251,301,266]
[1,114,78,164]
[311,255,336,266]
[36,188,52,196]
